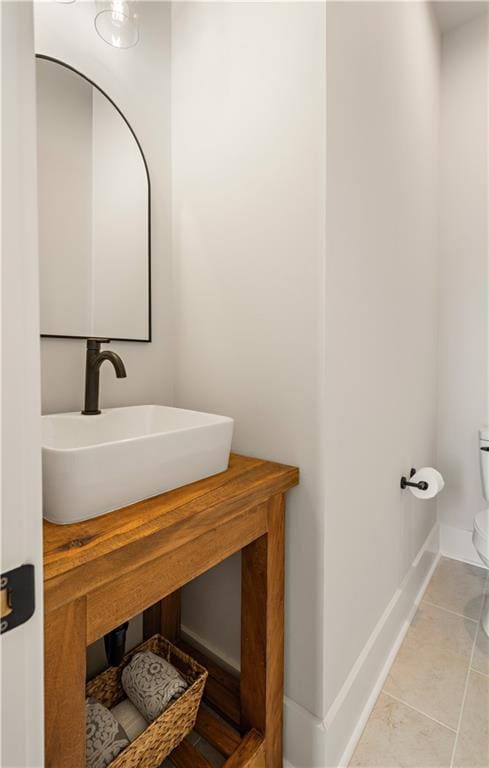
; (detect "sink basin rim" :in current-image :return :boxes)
[42,404,234,453]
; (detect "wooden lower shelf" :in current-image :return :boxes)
[168,710,264,768]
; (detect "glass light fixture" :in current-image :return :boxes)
[94,1,139,49]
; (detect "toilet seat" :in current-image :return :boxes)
[473,509,489,568]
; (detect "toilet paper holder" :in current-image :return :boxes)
[400,468,429,492]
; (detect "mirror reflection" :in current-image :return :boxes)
[36,56,150,341]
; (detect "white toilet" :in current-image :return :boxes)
[474,428,489,635]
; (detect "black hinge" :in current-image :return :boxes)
[0,564,35,634]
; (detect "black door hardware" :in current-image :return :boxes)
[0,564,35,634]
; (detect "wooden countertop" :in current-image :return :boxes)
[43,453,299,622]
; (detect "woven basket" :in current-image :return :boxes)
[86,634,208,768]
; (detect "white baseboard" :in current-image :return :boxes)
[283,695,326,768]
[180,623,241,674]
[440,523,487,568]
[284,524,440,768]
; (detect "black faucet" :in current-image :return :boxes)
[82,338,127,415]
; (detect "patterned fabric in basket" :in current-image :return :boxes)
[121,651,188,723]
[86,697,129,768]
[86,635,208,768]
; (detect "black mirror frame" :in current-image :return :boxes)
[36,54,152,343]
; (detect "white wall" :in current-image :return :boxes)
[34,0,172,415]
[325,0,440,710]
[319,6,442,762]
[437,12,489,536]
[171,0,327,717]
[173,3,441,765]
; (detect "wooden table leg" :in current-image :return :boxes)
[241,494,285,767]
[44,598,86,768]
[143,589,181,643]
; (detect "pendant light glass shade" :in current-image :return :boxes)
[95,1,139,49]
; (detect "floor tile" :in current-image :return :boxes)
[349,692,455,768]
[423,557,487,620]
[453,670,489,768]
[383,603,475,729]
[472,619,489,677]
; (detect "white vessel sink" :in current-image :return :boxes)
[42,405,234,525]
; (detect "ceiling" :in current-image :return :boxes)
[433,1,489,33]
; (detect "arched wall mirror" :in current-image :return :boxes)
[36,55,151,342]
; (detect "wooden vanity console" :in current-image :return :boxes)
[43,453,299,768]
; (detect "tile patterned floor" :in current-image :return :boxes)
[350,557,489,768]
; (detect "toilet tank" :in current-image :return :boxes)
[480,428,489,501]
